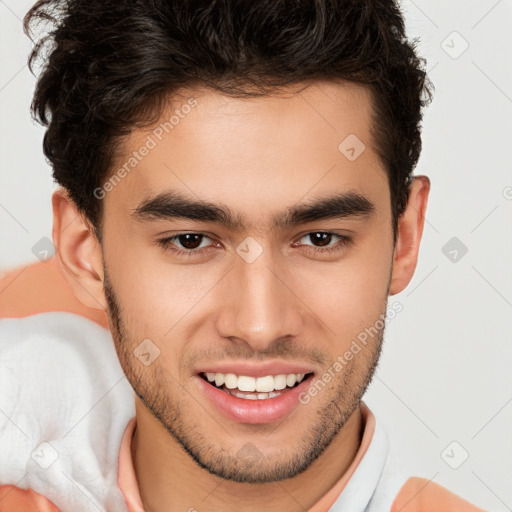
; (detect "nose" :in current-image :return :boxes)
[215,249,304,352]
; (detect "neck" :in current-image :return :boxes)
[131,402,364,512]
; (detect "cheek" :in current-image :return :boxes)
[295,234,392,341]
[105,240,223,339]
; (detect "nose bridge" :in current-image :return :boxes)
[216,247,303,350]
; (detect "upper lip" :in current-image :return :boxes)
[196,361,316,378]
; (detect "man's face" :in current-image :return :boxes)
[101,81,395,483]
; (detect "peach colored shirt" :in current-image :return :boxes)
[118,402,375,512]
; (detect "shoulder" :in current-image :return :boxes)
[0,311,127,393]
[391,477,488,511]
[0,308,109,343]
[0,258,108,328]
[0,312,134,511]
[363,406,487,512]
[0,485,61,512]
[0,309,114,359]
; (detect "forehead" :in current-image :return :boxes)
[105,80,389,230]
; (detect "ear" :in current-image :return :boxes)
[52,187,107,310]
[389,175,431,296]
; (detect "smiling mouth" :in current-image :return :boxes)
[199,371,315,400]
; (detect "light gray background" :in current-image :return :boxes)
[1,0,511,510]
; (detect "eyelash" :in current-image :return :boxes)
[156,231,352,258]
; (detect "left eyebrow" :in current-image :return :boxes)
[131,189,376,231]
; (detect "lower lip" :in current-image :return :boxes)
[196,374,313,424]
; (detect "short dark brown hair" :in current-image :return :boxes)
[23,0,433,242]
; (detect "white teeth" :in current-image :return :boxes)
[237,375,256,392]
[203,371,308,393]
[286,374,297,387]
[229,389,285,400]
[236,392,258,400]
[256,375,275,392]
[274,374,288,390]
[224,373,238,389]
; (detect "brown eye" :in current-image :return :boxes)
[293,232,352,254]
[307,232,334,247]
[157,233,215,257]
[175,233,204,250]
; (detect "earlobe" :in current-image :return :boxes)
[52,188,107,310]
[389,175,431,296]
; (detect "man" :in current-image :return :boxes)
[0,0,486,510]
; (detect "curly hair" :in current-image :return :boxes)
[23,0,433,242]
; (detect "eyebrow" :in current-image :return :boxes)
[131,189,376,230]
